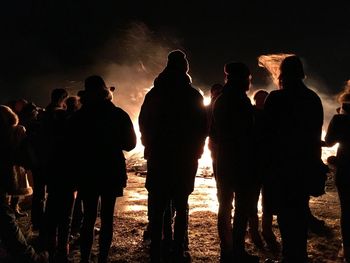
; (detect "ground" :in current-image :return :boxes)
[12,168,344,263]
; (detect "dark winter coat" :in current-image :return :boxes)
[211,84,255,190]
[138,68,208,195]
[264,81,323,198]
[325,113,350,184]
[0,125,26,195]
[68,100,136,196]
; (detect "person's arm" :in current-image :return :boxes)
[324,115,339,147]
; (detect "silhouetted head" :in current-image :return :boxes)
[210,83,223,100]
[0,105,19,129]
[253,89,269,110]
[65,96,81,112]
[51,88,68,106]
[82,75,114,103]
[12,99,28,114]
[20,102,39,120]
[341,103,350,114]
[166,49,189,73]
[224,62,251,91]
[279,55,305,82]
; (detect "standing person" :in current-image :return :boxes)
[325,94,350,262]
[139,49,207,262]
[0,105,49,263]
[208,83,223,179]
[211,62,259,263]
[68,75,136,263]
[248,89,280,250]
[264,55,324,263]
[39,88,76,262]
[6,99,30,218]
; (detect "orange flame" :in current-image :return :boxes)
[258,53,294,86]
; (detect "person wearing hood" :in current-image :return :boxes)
[68,75,136,263]
[139,50,207,262]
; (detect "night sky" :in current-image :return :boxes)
[1,1,350,108]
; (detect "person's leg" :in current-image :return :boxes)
[248,184,263,248]
[261,186,279,249]
[0,200,48,263]
[162,199,173,243]
[98,194,117,263]
[31,168,46,231]
[277,195,309,263]
[56,191,75,259]
[70,192,83,237]
[149,191,168,262]
[232,188,259,262]
[337,178,350,261]
[306,196,325,234]
[80,193,99,263]
[42,193,58,259]
[172,194,190,258]
[216,187,234,262]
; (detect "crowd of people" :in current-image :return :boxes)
[0,50,349,263]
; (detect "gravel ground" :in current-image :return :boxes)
[6,168,344,263]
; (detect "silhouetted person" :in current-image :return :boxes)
[38,88,75,262]
[264,56,323,263]
[208,83,223,179]
[0,105,48,263]
[68,75,136,263]
[248,89,280,250]
[325,97,350,262]
[211,62,259,263]
[6,99,31,218]
[139,50,207,262]
[65,96,81,116]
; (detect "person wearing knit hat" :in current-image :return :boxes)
[211,62,259,262]
[139,49,207,262]
[166,49,189,73]
[264,56,324,263]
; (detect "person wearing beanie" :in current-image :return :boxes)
[210,62,259,263]
[264,55,324,263]
[67,75,136,263]
[139,50,207,262]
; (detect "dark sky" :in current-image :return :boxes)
[1,1,350,106]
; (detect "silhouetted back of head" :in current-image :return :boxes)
[166,49,189,73]
[0,105,19,128]
[51,88,68,104]
[84,75,107,92]
[279,55,305,81]
[224,62,250,82]
[82,75,113,103]
[65,96,81,112]
[253,89,269,109]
